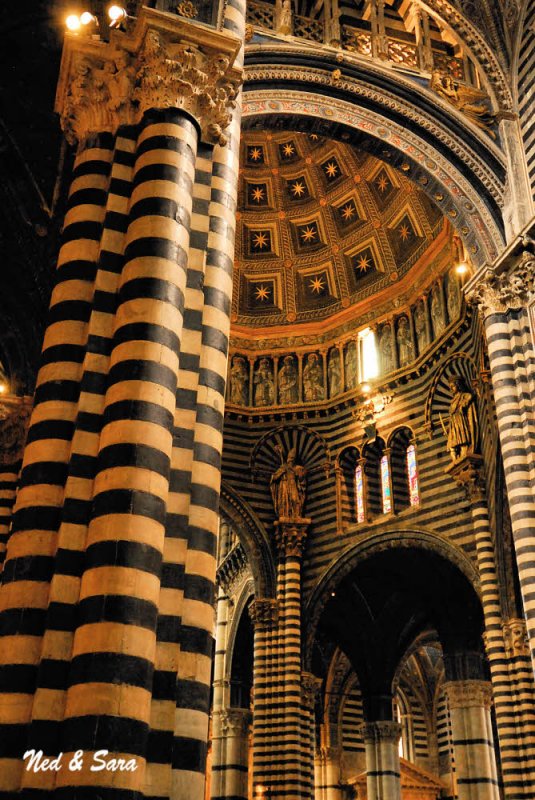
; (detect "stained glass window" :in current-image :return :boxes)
[381,454,392,514]
[407,444,420,507]
[355,464,365,523]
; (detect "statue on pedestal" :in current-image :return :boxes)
[446,376,479,462]
[270,444,307,519]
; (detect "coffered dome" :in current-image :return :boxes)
[232,129,452,333]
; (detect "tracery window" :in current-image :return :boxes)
[381,454,392,514]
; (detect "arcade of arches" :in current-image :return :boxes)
[0,1,534,799]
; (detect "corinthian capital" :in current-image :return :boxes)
[55,7,242,147]
[466,249,535,316]
[443,679,493,709]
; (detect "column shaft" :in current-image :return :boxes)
[362,721,402,800]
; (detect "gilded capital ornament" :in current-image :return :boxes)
[443,679,493,709]
[248,598,278,629]
[55,6,242,147]
[466,250,535,316]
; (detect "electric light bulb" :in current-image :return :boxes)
[360,381,371,395]
[108,5,126,21]
[456,262,469,276]
[66,14,81,31]
[80,11,95,25]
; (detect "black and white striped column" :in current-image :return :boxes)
[361,720,402,800]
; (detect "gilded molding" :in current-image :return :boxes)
[443,679,493,709]
[56,7,242,146]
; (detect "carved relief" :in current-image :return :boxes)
[361,720,402,743]
[301,672,322,708]
[443,679,493,709]
[218,708,252,736]
[467,251,535,316]
[503,618,529,659]
[248,597,278,628]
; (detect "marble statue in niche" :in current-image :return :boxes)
[431,284,445,337]
[328,349,342,398]
[414,302,429,352]
[270,444,307,519]
[303,352,324,401]
[229,355,248,405]
[379,324,393,374]
[254,357,275,406]
[278,355,298,404]
[344,341,358,390]
[447,275,461,322]
[446,375,479,462]
[397,316,414,367]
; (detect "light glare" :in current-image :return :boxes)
[108,5,126,21]
[456,262,469,276]
[80,11,95,24]
[66,14,81,31]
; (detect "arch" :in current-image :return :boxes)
[242,85,504,265]
[337,445,362,528]
[220,482,276,599]
[304,528,481,670]
[424,351,478,434]
[225,579,255,684]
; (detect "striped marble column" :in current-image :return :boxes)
[446,454,535,797]
[0,136,113,795]
[467,249,535,674]
[443,680,500,800]
[361,720,402,800]
[249,598,278,797]
[211,708,251,800]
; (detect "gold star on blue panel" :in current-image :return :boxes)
[279,140,298,161]
[287,177,310,201]
[248,279,276,309]
[350,248,377,287]
[322,157,342,182]
[337,198,359,226]
[247,183,268,206]
[247,145,265,165]
[249,229,272,253]
[296,221,320,247]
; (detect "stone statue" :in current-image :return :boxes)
[328,350,341,397]
[430,70,496,137]
[380,325,393,374]
[397,316,414,367]
[447,276,461,322]
[254,358,274,406]
[270,444,307,519]
[431,285,445,338]
[446,376,479,462]
[278,0,293,34]
[345,342,357,390]
[278,355,298,404]
[229,355,248,405]
[303,352,324,401]
[414,302,428,352]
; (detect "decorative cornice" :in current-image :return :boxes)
[248,597,278,629]
[466,249,535,316]
[56,7,242,146]
[0,396,32,467]
[503,618,529,659]
[443,679,493,709]
[361,720,402,744]
[274,518,311,558]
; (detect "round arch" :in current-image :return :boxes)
[241,86,505,265]
[220,482,277,599]
[303,528,481,670]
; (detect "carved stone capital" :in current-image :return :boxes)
[445,454,486,502]
[316,745,342,763]
[466,249,535,316]
[56,7,242,146]
[361,720,402,745]
[503,618,529,659]
[0,397,32,467]
[443,679,493,709]
[216,707,252,737]
[248,598,278,629]
[274,518,311,558]
[301,672,322,709]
